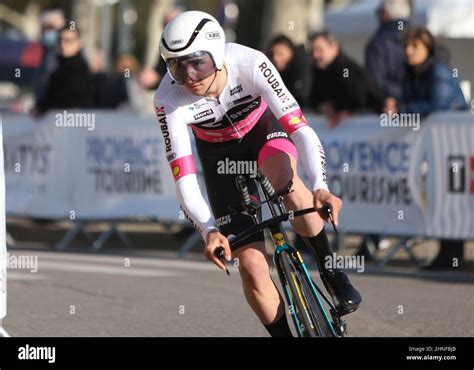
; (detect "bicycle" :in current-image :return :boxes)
[214,170,347,337]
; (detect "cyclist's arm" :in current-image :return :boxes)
[251,50,328,192]
[154,100,218,240]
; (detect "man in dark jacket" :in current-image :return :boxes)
[361,0,411,259]
[267,34,313,108]
[36,26,93,114]
[365,0,411,104]
[308,32,383,126]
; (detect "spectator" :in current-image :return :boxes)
[308,31,383,127]
[365,0,411,106]
[139,7,184,90]
[96,54,144,111]
[393,27,468,117]
[89,48,108,107]
[267,35,312,107]
[34,9,66,110]
[360,0,411,260]
[398,27,468,269]
[36,26,94,114]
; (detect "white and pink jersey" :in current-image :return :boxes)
[154,43,328,239]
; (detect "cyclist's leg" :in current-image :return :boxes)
[195,136,292,336]
[259,151,322,236]
[233,241,292,336]
[253,116,361,315]
[244,110,322,235]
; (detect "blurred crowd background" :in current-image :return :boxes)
[0,0,472,268]
[0,0,471,118]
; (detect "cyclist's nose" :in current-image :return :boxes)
[183,64,199,81]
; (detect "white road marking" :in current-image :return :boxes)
[11,250,227,273]
[7,272,47,281]
[37,260,177,277]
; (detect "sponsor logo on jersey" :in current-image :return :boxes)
[172,165,181,177]
[282,102,298,112]
[288,111,307,126]
[231,95,253,106]
[266,132,288,140]
[170,39,184,45]
[230,84,243,96]
[155,106,172,153]
[228,99,260,120]
[193,101,208,110]
[258,61,290,104]
[199,120,222,128]
[318,145,327,183]
[216,214,232,227]
[290,116,302,125]
[194,109,214,121]
[206,32,221,40]
[179,206,202,234]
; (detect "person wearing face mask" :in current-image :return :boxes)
[33,9,66,112]
[36,26,94,114]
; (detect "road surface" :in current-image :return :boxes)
[3,248,473,337]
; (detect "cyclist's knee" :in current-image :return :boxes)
[260,153,296,190]
[236,245,269,282]
[270,170,294,192]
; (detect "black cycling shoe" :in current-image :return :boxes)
[320,270,361,316]
[300,230,362,316]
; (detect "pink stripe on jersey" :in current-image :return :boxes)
[170,155,196,181]
[192,99,268,143]
[278,109,308,134]
[258,138,298,167]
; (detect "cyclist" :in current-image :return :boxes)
[154,11,361,337]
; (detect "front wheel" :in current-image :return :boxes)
[277,249,318,337]
[278,249,338,337]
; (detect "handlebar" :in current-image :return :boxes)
[213,246,230,275]
[215,172,339,272]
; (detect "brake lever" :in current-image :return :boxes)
[321,204,338,234]
[214,246,230,276]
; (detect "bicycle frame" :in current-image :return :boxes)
[227,172,345,337]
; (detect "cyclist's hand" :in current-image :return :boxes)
[313,189,342,226]
[204,230,232,272]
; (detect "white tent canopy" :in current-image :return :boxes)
[325,0,474,38]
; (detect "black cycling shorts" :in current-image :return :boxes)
[195,109,296,251]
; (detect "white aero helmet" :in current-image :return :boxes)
[160,11,226,83]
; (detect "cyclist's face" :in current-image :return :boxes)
[166,51,217,91]
[183,69,217,95]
